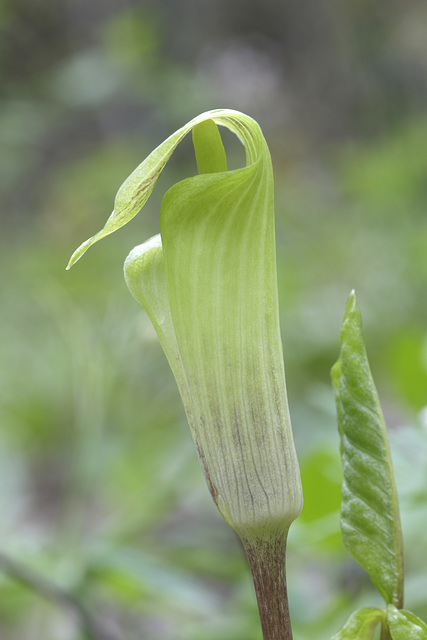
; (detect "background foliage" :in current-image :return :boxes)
[1,1,427,638]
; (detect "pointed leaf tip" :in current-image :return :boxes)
[347,289,357,308]
[342,289,360,327]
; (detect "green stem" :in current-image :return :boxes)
[243,534,293,640]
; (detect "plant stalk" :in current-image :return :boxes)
[380,623,392,640]
[243,533,293,640]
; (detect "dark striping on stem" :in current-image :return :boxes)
[243,534,293,640]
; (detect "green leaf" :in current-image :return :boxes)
[387,605,427,639]
[331,291,404,607]
[331,607,384,639]
[75,109,303,540]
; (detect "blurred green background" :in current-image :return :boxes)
[1,0,427,638]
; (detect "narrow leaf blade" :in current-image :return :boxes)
[331,291,404,607]
[331,608,384,640]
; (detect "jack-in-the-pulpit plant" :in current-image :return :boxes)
[67,109,303,640]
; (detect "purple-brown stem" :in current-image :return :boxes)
[243,533,293,640]
[380,624,392,640]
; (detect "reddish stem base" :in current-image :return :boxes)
[243,534,293,640]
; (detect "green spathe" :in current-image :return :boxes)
[68,109,303,541]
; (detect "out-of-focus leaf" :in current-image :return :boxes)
[331,607,384,639]
[298,447,343,551]
[387,605,427,639]
[385,331,427,410]
[87,546,221,615]
[339,119,427,213]
[331,291,404,607]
